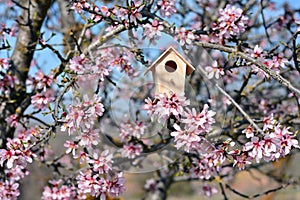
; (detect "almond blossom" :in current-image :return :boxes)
[199,184,218,197]
[60,94,105,135]
[0,58,10,70]
[170,124,201,152]
[31,89,55,110]
[121,143,143,159]
[157,0,177,17]
[143,20,164,44]
[0,180,20,200]
[213,5,249,39]
[182,105,216,135]
[175,27,195,46]
[89,150,113,174]
[242,125,254,138]
[144,92,190,124]
[70,1,90,13]
[128,2,144,25]
[64,140,78,156]
[5,114,18,127]
[42,179,75,200]
[205,60,224,79]
[69,54,89,73]
[119,121,146,142]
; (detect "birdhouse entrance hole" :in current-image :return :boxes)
[165,60,177,72]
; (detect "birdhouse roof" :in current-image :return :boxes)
[144,47,195,76]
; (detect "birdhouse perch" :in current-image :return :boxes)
[144,47,195,96]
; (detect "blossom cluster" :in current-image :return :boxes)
[144,92,191,124]
[156,0,177,18]
[60,94,104,136]
[249,45,288,78]
[69,48,138,82]
[42,149,125,200]
[0,128,40,199]
[231,121,299,169]
[76,170,125,199]
[212,5,249,39]
[174,27,196,47]
[143,92,215,153]
[143,20,164,44]
[119,121,146,159]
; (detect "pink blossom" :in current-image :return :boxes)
[147,92,190,124]
[93,57,111,81]
[0,58,10,70]
[77,129,100,147]
[190,156,217,180]
[31,89,55,110]
[129,3,144,25]
[243,136,264,162]
[251,45,265,59]
[64,140,78,156]
[119,121,146,142]
[205,60,224,79]
[5,114,19,127]
[144,178,157,191]
[0,149,18,169]
[171,124,201,152]
[76,170,106,199]
[272,53,288,69]
[70,1,90,13]
[175,27,195,46]
[157,0,177,17]
[74,151,89,165]
[121,143,143,159]
[0,137,37,169]
[30,70,53,91]
[182,104,216,135]
[0,180,20,200]
[263,113,276,131]
[105,172,126,198]
[143,20,164,44]
[89,150,113,174]
[60,95,105,134]
[101,6,111,17]
[213,5,249,39]
[113,55,137,77]
[199,184,218,197]
[69,54,89,73]
[273,125,299,157]
[0,74,19,95]
[143,97,157,119]
[233,154,252,170]
[9,137,36,164]
[4,165,29,182]
[42,179,75,200]
[242,125,254,138]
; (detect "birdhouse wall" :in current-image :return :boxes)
[152,52,187,95]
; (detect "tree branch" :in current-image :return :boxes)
[195,41,300,97]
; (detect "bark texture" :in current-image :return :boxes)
[0,0,52,148]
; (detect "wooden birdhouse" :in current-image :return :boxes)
[144,47,195,96]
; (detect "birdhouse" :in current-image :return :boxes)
[144,47,195,96]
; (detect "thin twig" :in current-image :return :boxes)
[195,41,300,97]
[219,182,228,200]
[197,66,263,133]
[226,182,290,199]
